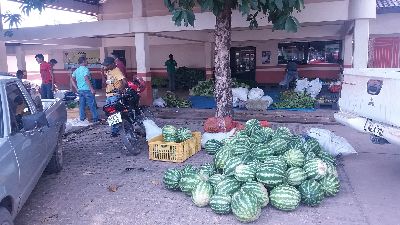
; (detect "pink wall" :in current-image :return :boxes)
[99,0,132,20]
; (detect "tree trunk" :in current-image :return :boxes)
[214,5,233,118]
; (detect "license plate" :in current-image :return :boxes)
[107,112,122,126]
[364,119,384,137]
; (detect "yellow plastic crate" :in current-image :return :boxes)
[148,132,202,163]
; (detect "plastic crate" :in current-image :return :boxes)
[148,132,201,163]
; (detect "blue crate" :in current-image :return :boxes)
[189,96,216,109]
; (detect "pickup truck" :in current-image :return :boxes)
[0,74,67,225]
[334,68,400,146]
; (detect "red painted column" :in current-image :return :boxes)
[136,72,153,106]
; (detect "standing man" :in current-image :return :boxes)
[49,59,58,91]
[102,57,127,137]
[111,51,127,77]
[164,54,177,91]
[279,60,299,90]
[70,56,99,123]
[35,54,54,99]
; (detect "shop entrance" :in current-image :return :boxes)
[230,46,256,82]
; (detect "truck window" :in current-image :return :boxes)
[6,83,33,134]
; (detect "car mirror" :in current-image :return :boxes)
[22,112,48,131]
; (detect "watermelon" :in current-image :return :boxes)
[317,150,336,165]
[210,193,232,214]
[251,127,267,143]
[245,119,262,137]
[320,174,340,197]
[304,137,322,155]
[191,181,213,207]
[241,181,269,207]
[205,139,223,155]
[286,167,307,186]
[181,164,198,175]
[198,163,215,180]
[163,168,181,190]
[325,162,339,178]
[270,184,301,211]
[304,151,317,161]
[263,155,288,171]
[215,176,242,196]
[287,136,304,151]
[209,174,225,188]
[299,179,325,206]
[231,190,261,223]
[274,127,293,140]
[262,127,274,141]
[284,148,305,167]
[223,156,243,176]
[176,127,192,142]
[214,146,232,170]
[234,164,256,182]
[254,144,274,162]
[268,138,288,155]
[256,165,286,187]
[179,172,203,196]
[230,137,252,156]
[304,159,328,180]
[162,125,177,142]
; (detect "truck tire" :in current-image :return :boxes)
[45,130,64,174]
[0,207,13,225]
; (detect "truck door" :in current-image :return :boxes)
[5,82,47,208]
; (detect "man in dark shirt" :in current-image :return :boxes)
[165,54,177,91]
[280,60,299,89]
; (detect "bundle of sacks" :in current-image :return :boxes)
[294,78,323,98]
[232,87,273,111]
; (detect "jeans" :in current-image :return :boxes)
[79,90,99,122]
[279,71,299,89]
[41,83,54,99]
[106,95,121,134]
[168,72,175,91]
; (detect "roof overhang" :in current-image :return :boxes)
[9,0,100,16]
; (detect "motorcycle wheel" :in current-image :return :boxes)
[121,119,141,155]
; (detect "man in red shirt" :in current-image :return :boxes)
[35,54,54,99]
[111,51,127,76]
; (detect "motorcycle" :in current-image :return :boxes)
[102,79,152,155]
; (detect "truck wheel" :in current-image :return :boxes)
[45,133,63,174]
[0,207,13,225]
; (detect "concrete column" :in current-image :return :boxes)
[342,34,353,68]
[16,46,26,71]
[353,19,369,68]
[204,42,214,79]
[132,0,145,17]
[0,41,7,72]
[135,32,152,105]
[99,46,108,62]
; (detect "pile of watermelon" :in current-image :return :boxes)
[162,125,193,143]
[163,119,340,223]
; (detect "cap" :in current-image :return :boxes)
[102,57,115,66]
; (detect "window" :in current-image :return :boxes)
[6,83,32,134]
[278,40,342,65]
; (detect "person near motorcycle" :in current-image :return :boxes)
[102,56,127,137]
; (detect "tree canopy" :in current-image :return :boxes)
[164,0,304,32]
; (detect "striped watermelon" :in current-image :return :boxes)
[270,184,301,211]
[287,136,305,151]
[241,181,269,207]
[304,137,322,155]
[304,159,328,180]
[223,156,243,176]
[262,127,274,141]
[208,174,225,188]
[234,130,249,139]
[231,190,261,223]
[256,165,286,187]
[198,163,215,180]
[284,148,305,167]
[299,179,325,206]
[181,164,198,175]
[286,167,307,186]
[325,162,339,178]
[254,144,274,162]
[234,164,256,182]
[320,174,340,197]
[245,119,262,137]
[215,176,242,196]
[162,125,177,142]
[191,181,214,207]
[251,127,267,143]
[231,137,252,156]
[263,155,288,171]
[209,193,232,214]
[214,146,232,170]
[163,168,181,190]
[268,138,288,155]
[205,139,223,155]
[240,151,255,164]
[317,150,336,165]
[176,127,192,142]
[304,151,317,161]
[179,172,203,196]
[274,127,293,140]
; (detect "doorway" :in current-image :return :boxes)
[230,46,256,81]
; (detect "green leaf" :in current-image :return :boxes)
[274,0,283,10]
[296,0,305,10]
[285,16,298,32]
[289,0,296,7]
